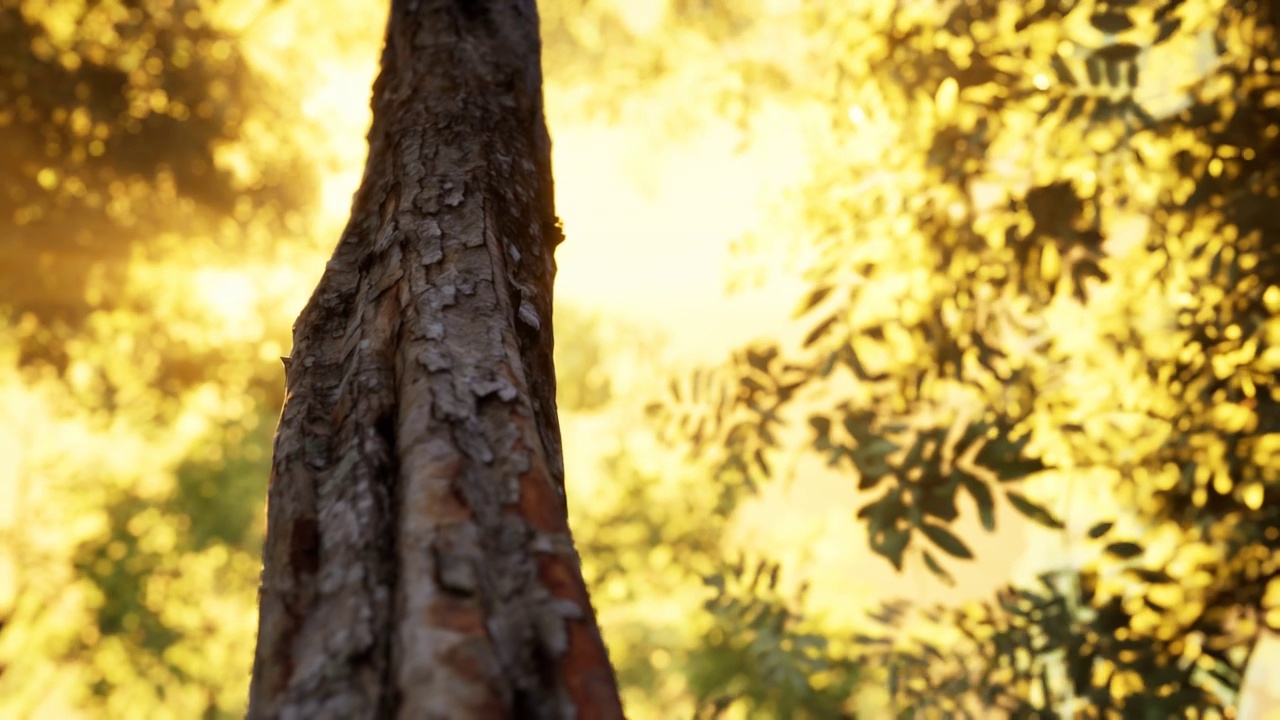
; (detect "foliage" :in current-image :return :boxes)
[2,0,812,716]
[0,343,271,718]
[1,0,313,360]
[692,558,860,719]
[860,568,1255,718]
[5,0,1279,717]
[0,0,314,716]
[553,305,616,412]
[569,441,862,719]
[541,0,810,138]
[649,0,1280,715]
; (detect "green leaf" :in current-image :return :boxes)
[753,448,771,477]
[746,347,773,373]
[872,527,910,571]
[798,285,833,315]
[740,376,767,394]
[1005,491,1064,529]
[1105,541,1144,559]
[1105,57,1121,88]
[974,434,1046,482]
[902,435,927,469]
[1128,568,1173,584]
[818,349,840,377]
[857,461,893,490]
[775,380,803,402]
[860,491,909,548]
[1051,55,1074,85]
[804,314,838,348]
[919,521,974,559]
[1154,0,1184,22]
[922,550,956,586]
[1087,521,1114,539]
[842,346,873,380]
[1154,17,1182,45]
[809,415,831,437]
[1090,10,1133,34]
[842,409,876,444]
[852,633,890,647]
[1086,57,1102,86]
[920,483,960,523]
[851,437,898,464]
[1067,95,1088,121]
[958,474,996,531]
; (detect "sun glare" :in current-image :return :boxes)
[550,102,816,362]
[190,268,257,332]
[4,0,1279,716]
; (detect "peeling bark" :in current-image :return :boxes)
[248,2,624,718]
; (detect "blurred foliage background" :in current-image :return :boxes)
[1,0,1279,718]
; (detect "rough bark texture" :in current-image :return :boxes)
[248,2,624,718]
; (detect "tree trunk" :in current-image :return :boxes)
[247,2,624,718]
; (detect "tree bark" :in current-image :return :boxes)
[248,2,624,718]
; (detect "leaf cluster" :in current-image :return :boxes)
[650,0,1280,714]
[692,558,860,719]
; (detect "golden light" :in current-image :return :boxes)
[4,0,1280,717]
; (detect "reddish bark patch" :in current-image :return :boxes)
[407,458,472,526]
[509,431,623,717]
[426,595,488,637]
[562,615,627,720]
[515,468,569,536]
[534,553,623,720]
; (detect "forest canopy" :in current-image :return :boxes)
[1,0,1278,718]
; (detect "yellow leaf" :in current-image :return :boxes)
[1242,482,1265,510]
[935,77,958,117]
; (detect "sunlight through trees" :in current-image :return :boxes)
[1,0,1277,717]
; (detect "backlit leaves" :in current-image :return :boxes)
[0,0,314,341]
[694,558,860,718]
[919,521,973,560]
[1105,541,1145,560]
[1087,521,1115,539]
[856,564,1249,717]
[0,2,316,715]
[1005,491,1065,531]
[654,0,1280,715]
